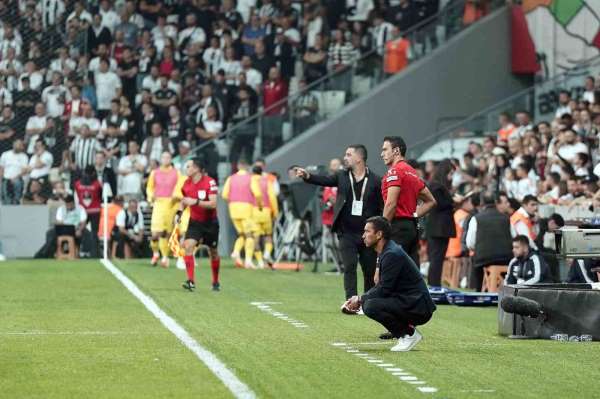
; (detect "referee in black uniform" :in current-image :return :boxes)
[296,145,383,301]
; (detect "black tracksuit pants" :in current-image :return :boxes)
[338,233,377,300]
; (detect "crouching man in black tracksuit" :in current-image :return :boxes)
[505,235,550,285]
[344,216,436,352]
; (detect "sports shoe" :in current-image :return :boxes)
[160,256,169,268]
[176,257,185,270]
[379,332,394,340]
[182,280,195,291]
[151,253,160,266]
[391,329,422,352]
[212,282,220,291]
[257,260,265,269]
[244,260,257,269]
[231,253,244,268]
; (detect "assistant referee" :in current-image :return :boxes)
[380,136,436,265]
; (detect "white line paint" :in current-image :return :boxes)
[250,302,309,329]
[101,259,255,399]
[0,331,160,336]
[330,342,439,395]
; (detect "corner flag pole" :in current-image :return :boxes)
[102,183,109,261]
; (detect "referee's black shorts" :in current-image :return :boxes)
[185,219,220,249]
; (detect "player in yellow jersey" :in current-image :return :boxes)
[222,159,258,268]
[250,164,279,268]
[146,152,186,268]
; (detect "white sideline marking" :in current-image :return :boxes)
[0,331,157,336]
[250,302,309,329]
[330,342,439,395]
[101,259,255,399]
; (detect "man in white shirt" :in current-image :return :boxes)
[115,198,145,258]
[239,56,262,91]
[0,139,28,204]
[141,65,161,93]
[555,90,572,119]
[69,101,101,137]
[42,72,71,118]
[237,0,256,23]
[25,139,53,180]
[511,111,533,139]
[95,59,122,118]
[556,129,588,164]
[118,141,148,200]
[65,1,93,28]
[18,60,43,91]
[47,47,76,81]
[177,14,206,52]
[583,76,596,104]
[89,44,118,74]
[514,164,537,201]
[55,194,88,243]
[99,0,120,33]
[25,103,49,154]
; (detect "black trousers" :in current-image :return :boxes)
[338,233,377,299]
[391,218,419,266]
[427,237,449,287]
[362,297,432,338]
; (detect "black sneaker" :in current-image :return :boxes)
[212,282,220,291]
[379,332,394,340]
[182,280,195,291]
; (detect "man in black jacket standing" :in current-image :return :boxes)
[345,217,436,352]
[296,145,383,301]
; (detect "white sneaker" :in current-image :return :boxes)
[356,307,364,315]
[244,260,257,269]
[176,257,185,270]
[390,329,422,352]
[257,260,265,269]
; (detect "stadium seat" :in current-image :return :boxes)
[481,265,507,293]
[55,236,77,260]
[442,257,468,288]
[321,91,346,117]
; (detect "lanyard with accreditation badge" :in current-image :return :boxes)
[348,170,368,216]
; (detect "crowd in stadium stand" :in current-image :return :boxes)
[0,0,449,210]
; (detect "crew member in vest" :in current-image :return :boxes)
[175,158,220,291]
[250,164,279,268]
[505,235,549,285]
[380,136,436,265]
[446,193,477,258]
[296,145,383,301]
[567,259,600,283]
[115,198,145,259]
[344,217,436,352]
[222,159,258,268]
[146,151,186,268]
[466,192,513,290]
[510,195,539,250]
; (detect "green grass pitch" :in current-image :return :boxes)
[1,259,599,398]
